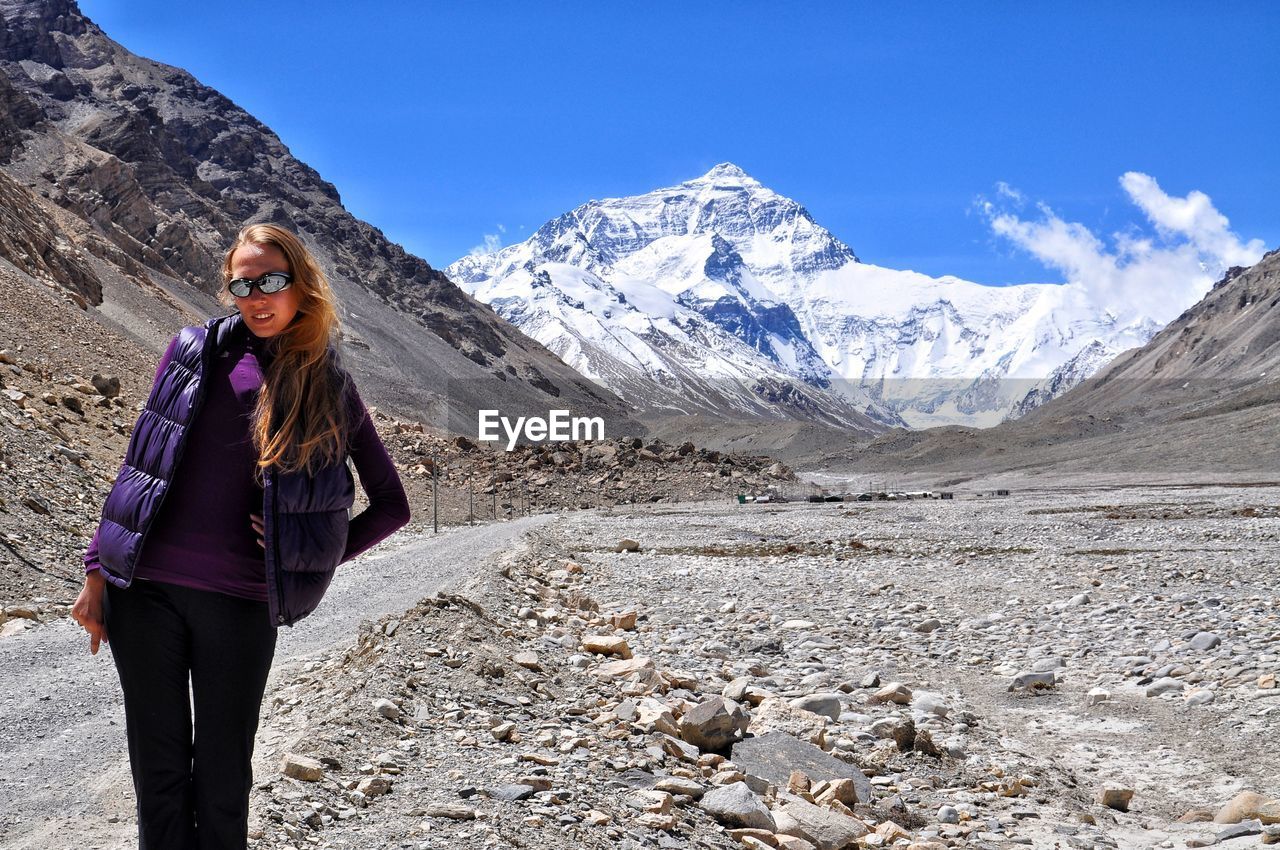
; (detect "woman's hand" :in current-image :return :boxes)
[250,513,265,549]
[70,571,108,655]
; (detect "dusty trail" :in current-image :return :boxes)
[0,514,554,850]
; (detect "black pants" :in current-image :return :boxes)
[105,579,277,850]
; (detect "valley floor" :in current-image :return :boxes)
[4,485,1279,849]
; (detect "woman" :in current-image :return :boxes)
[70,224,411,849]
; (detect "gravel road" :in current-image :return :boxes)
[0,515,553,850]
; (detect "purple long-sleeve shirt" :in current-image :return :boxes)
[85,329,410,602]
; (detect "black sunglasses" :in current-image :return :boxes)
[227,272,292,298]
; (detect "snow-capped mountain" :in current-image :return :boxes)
[447,163,1163,428]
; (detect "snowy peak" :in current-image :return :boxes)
[446,165,1178,429]
[684,162,763,188]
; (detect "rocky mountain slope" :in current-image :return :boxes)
[448,163,1177,429]
[0,0,638,437]
[0,250,794,609]
[826,250,1280,480]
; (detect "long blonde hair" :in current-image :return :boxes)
[220,224,350,476]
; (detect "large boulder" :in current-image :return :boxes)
[773,797,870,850]
[678,695,749,752]
[699,782,775,831]
[731,731,874,804]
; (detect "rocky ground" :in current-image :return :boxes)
[234,486,1280,850]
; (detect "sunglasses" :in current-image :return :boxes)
[227,272,293,298]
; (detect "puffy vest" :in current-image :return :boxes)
[95,312,354,627]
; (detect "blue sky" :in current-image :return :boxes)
[80,1,1279,286]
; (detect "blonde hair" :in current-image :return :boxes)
[220,224,350,476]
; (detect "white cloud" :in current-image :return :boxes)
[469,227,505,257]
[982,174,1265,325]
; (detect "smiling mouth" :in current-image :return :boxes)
[252,312,274,320]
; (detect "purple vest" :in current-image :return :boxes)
[96,313,354,627]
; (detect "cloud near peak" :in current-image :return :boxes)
[982,173,1265,325]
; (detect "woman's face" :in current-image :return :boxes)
[229,242,302,339]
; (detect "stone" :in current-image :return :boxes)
[1188,632,1222,651]
[425,802,474,819]
[892,716,916,752]
[1185,688,1216,706]
[678,696,749,752]
[1215,790,1276,824]
[635,698,680,736]
[91,374,121,398]
[280,754,324,782]
[913,618,942,633]
[513,650,542,671]
[1096,784,1134,812]
[788,693,842,721]
[356,776,393,797]
[938,805,960,824]
[780,620,816,630]
[659,734,702,763]
[813,778,861,808]
[373,698,401,720]
[749,698,828,748]
[491,784,534,801]
[1008,671,1056,692]
[624,789,674,814]
[1145,677,1185,697]
[635,811,677,830]
[911,691,949,717]
[653,776,705,799]
[615,538,641,553]
[731,731,874,803]
[776,837,819,850]
[609,610,638,630]
[1217,821,1263,842]
[699,782,775,831]
[491,721,517,742]
[593,656,656,680]
[583,634,632,658]
[868,682,912,705]
[913,729,941,758]
[773,797,870,850]
[876,821,910,842]
[1086,687,1110,706]
[1178,808,1215,823]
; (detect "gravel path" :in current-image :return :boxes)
[0,514,553,850]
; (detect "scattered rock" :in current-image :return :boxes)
[280,754,324,782]
[1216,790,1278,824]
[1096,784,1134,812]
[678,695,749,752]
[699,782,775,831]
[773,797,870,850]
[868,682,912,705]
[731,731,874,803]
[373,698,401,720]
[582,634,632,658]
[788,693,842,721]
